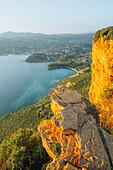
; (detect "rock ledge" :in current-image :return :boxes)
[38,89,113,170]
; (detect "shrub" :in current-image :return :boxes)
[0,128,50,170]
[110,128,113,135]
[99,85,113,134]
[94,26,113,42]
[102,86,113,100]
[50,142,61,157]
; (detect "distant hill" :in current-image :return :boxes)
[0,31,94,55]
[0,31,45,38]
[0,31,94,40]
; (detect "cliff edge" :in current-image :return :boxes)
[38,89,113,169]
[89,26,113,133]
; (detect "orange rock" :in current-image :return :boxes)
[66,82,75,88]
[38,90,111,169]
[89,28,113,132]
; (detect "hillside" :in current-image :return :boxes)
[24,33,92,69]
[0,32,94,56]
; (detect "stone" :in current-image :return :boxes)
[38,89,112,170]
[100,129,113,168]
[51,89,87,114]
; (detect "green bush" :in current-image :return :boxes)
[102,86,113,99]
[94,26,113,42]
[0,129,50,170]
[50,142,61,157]
[110,128,113,135]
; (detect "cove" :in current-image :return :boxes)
[0,55,75,117]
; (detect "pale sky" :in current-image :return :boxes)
[0,0,112,34]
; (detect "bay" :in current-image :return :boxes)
[0,54,75,117]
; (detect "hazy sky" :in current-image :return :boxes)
[0,0,112,34]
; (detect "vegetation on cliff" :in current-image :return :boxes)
[0,129,50,170]
[98,84,113,134]
[94,26,113,42]
[102,84,113,100]
[54,71,91,99]
[0,94,53,143]
[50,142,61,157]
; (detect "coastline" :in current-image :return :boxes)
[47,65,79,73]
[0,60,76,118]
[0,67,77,118]
[65,67,79,73]
[47,65,90,75]
[0,55,88,118]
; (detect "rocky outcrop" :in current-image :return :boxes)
[38,89,113,170]
[51,89,87,114]
[89,27,113,132]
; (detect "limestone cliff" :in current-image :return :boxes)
[89,26,113,132]
[38,89,113,170]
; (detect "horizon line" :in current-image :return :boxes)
[0,30,96,35]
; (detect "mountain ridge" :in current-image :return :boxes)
[0,31,94,39]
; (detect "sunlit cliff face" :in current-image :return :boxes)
[89,27,113,133]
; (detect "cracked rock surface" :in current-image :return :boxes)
[51,89,87,114]
[38,89,112,170]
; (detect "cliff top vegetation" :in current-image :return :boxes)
[94,26,113,42]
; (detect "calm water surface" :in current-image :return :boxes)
[0,55,75,117]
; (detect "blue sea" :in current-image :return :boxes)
[0,54,75,117]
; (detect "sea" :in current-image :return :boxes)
[0,54,75,117]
